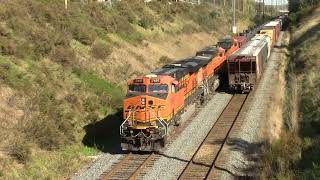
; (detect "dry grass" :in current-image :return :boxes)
[261,6,320,179]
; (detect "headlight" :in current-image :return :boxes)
[141,98,146,105]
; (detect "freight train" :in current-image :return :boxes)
[227,18,285,92]
[120,16,287,151]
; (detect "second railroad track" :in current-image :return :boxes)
[179,94,249,179]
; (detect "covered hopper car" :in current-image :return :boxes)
[227,35,269,92]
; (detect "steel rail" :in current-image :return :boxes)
[99,153,155,180]
[179,94,249,179]
[128,153,156,180]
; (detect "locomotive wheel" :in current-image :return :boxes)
[174,117,181,126]
[160,137,167,148]
[173,114,181,126]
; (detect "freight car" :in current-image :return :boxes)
[251,34,272,58]
[227,35,269,92]
[227,15,285,93]
[259,21,281,46]
[235,25,265,47]
[120,47,227,151]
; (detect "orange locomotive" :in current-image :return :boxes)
[120,39,239,151]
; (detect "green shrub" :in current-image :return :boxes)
[50,46,76,66]
[118,30,144,44]
[83,96,100,113]
[0,37,17,55]
[261,132,302,179]
[182,23,198,34]
[299,164,320,179]
[138,17,154,29]
[64,94,78,104]
[25,113,74,151]
[91,40,112,60]
[86,112,100,124]
[158,56,173,66]
[9,140,31,164]
[72,25,97,45]
[0,58,31,90]
[21,89,76,150]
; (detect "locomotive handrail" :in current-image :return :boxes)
[150,110,168,137]
[120,110,133,135]
[157,117,168,137]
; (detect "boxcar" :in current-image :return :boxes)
[227,36,269,92]
[260,21,280,45]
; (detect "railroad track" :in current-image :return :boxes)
[99,152,159,180]
[179,94,249,179]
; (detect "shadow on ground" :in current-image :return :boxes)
[211,138,267,177]
[290,22,320,48]
[82,109,124,154]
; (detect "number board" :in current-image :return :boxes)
[133,79,143,83]
[150,78,160,83]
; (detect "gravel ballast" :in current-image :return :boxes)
[212,31,287,179]
[71,153,123,180]
[141,93,232,180]
[72,93,232,180]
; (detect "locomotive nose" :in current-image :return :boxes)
[127,96,162,122]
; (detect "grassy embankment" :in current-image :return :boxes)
[0,0,256,179]
[261,3,320,179]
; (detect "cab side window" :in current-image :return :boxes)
[171,84,175,93]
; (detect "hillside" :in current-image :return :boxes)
[261,4,320,179]
[0,0,256,179]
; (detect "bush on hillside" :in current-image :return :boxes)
[261,132,302,179]
[91,40,112,60]
[138,17,154,29]
[50,46,76,66]
[158,56,173,66]
[23,90,75,150]
[0,37,17,55]
[72,25,97,45]
[9,140,31,164]
[181,23,198,34]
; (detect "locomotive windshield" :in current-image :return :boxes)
[128,84,146,92]
[148,84,168,93]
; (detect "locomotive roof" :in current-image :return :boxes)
[152,66,189,79]
[196,46,219,57]
[165,56,210,72]
[152,56,212,80]
[217,38,233,51]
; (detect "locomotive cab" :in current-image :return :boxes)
[121,75,183,151]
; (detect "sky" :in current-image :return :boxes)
[256,0,288,5]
